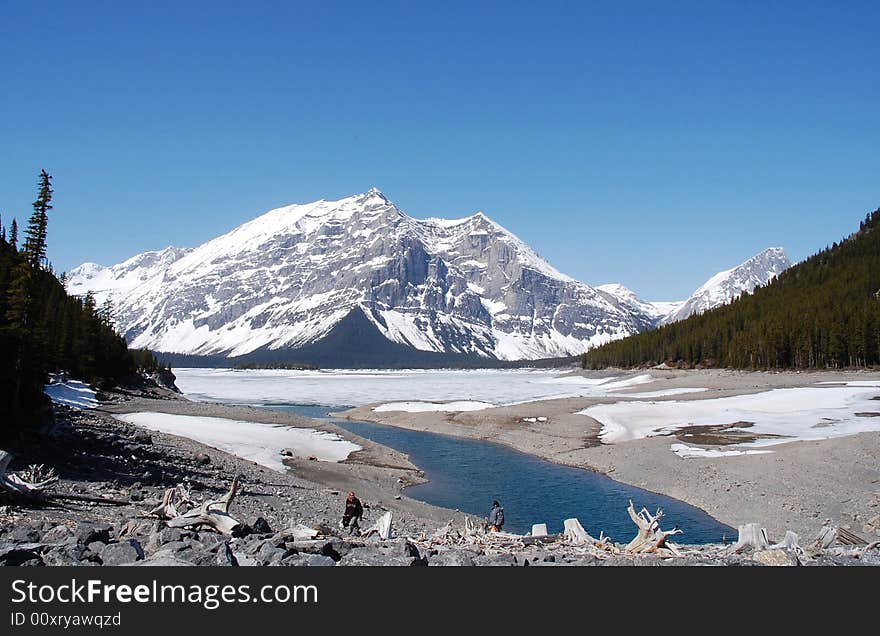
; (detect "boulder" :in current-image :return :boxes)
[401,540,421,559]
[251,517,272,534]
[135,554,194,567]
[752,549,799,567]
[75,522,112,546]
[99,539,145,566]
[132,431,153,445]
[428,549,477,567]
[280,554,337,567]
[217,541,239,566]
[337,546,415,567]
[41,524,75,544]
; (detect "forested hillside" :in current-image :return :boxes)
[582,208,880,370]
[0,171,161,438]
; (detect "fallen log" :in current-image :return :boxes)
[50,492,132,506]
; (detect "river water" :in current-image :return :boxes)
[270,403,734,542]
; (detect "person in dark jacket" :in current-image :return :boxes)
[341,491,363,535]
[486,500,504,532]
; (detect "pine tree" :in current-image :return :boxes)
[22,170,53,269]
[10,218,18,251]
[98,298,115,330]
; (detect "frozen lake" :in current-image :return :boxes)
[173,367,647,408]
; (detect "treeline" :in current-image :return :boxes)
[583,207,880,370]
[0,170,163,437]
[233,361,318,370]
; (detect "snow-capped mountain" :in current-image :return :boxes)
[660,247,791,325]
[68,189,646,364]
[596,284,684,330]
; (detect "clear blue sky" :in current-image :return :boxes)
[1,1,878,299]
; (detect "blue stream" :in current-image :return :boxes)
[265,403,734,543]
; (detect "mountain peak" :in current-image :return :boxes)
[661,246,791,325]
[362,187,388,202]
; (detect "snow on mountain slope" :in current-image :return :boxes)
[69,247,191,296]
[596,284,684,330]
[68,189,644,361]
[660,247,791,325]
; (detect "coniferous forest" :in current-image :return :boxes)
[583,208,880,371]
[0,171,161,438]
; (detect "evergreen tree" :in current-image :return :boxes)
[582,207,880,371]
[1,170,139,438]
[10,218,18,251]
[22,170,52,269]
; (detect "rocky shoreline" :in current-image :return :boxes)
[1,383,878,566]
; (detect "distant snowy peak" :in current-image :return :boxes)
[596,284,684,329]
[661,247,791,325]
[68,246,191,296]
[67,189,642,362]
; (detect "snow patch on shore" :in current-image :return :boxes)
[45,380,98,409]
[580,385,880,452]
[613,388,707,399]
[671,443,774,459]
[115,412,360,471]
[373,401,494,413]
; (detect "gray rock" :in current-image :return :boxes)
[473,554,519,567]
[0,546,44,567]
[752,549,799,567]
[256,541,286,564]
[135,554,194,566]
[195,452,211,465]
[251,517,272,534]
[132,431,152,445]
[43,546,97,567]
[217,541,239,566]
[41,524,75,544]
[859,548,880,565]
[75,522,112,546]
[428,549,476,567]
[280,554,337,567]
[8,524,41,543]
[99,539,145,566]
[338,546,420,567]
[401,540,420,559]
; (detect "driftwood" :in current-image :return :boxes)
[813,524,869,549]
[770,530,801,553]
[144,476,242,535]
[0,451,58,502]
[563,518,595,545]
[624,500,683,556]
[361,511,393,540]
[836,527,868,546]
[732,523,770,553]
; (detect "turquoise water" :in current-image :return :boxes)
[267,403,734,543]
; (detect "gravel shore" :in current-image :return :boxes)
[2,373,878,566]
